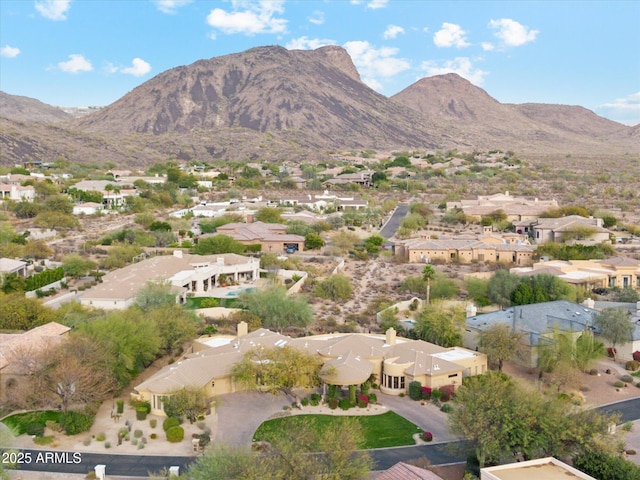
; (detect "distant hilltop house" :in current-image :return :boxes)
[0,182,36,203]
[80,251,259,310]
[71,179,138,208]
[322,170,374,188]
[132,325,487,416]
[464,300,601,367]
[72,202,104,216]
[515,215,610,244]
[0,322,71,402]
[277,191,368,211]
[447,191,558,223]
[511,256,640,292]
[398,233,535,266]
[214,221,305,254]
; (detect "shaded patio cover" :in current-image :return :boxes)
[319,351,373,386]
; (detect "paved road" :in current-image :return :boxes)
[7,398,640,477]
[379,203,409,239]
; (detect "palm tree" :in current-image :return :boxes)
[422,265,436,305]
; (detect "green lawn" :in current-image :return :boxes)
[254,411,423,449]
[2,411,61,435]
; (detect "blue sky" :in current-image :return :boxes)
[1,0,639,125]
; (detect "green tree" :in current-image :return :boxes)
[304,232,324,250]
[100,243,143,269]
[193,235,247,255]
[478,324,523,371]
[487,270,520,307]
[240,284,313,332]
[144,305,201,355]
[135,280,176,311]
[414,301,465,347]
[422,265,436,305]
[163,387,208,423]
[61,254,97,278]
[254,207,283,224]
[594,308,634,361]
[0,293,61,330]
[314,274,353,301]
[363,234,385,255]
[232,346,323,394]
[1,273,26,294]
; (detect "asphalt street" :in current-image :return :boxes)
[6,390,640,477]
[379,203,409,239]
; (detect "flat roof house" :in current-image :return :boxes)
[80,251,259,310]
[215,221,305,254]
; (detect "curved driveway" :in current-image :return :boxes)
[6,396,640,477]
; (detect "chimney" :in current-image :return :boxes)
[583,298,595,309]
[237,321,248,338]
[385,327,397,346]
[246,214,254,224]
[173,250,183,258]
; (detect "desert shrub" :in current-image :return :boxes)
[149,419,157,428]
[134,429,143,438]
[421,386,432,400]
[626,360,640,371]
[104,441,111,449]
[45,420,63,433]
[614,380,625,388]
[368,393,377,404]
[621,375,634,383]
[328,398,338,410]
[166,426,184,443]
[96,433,106,441]
[60,411,94,435]
[26,423,45,437]
[357,394,369,408]
[327,384,338,400]
[136,407,147,421]
[627,449,637,455]
[310,393,321,406]
[573,448,640,480]
[421,431,433,442]
[150,433,157,439]
[339,398,351,410]
[440,403,453,413]
[83,437,91,446]
[431,389,443,402]
[589,368,598,375]
[199,298,219,308]
[137,442,144,450]
[623,421,633,432]
[131,400,151,413]
[116,400,124,414]
[409,381,422,401]
[439,385,456,402]
[300,397,309,407]
[131,438,138,446]
[163,417,180,432]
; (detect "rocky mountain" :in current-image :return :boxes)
[73,45,445,150]
[0,45,637,166]
[0,91,71,124]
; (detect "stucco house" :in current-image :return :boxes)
[447,192,558,223]
[214,221,305,253]
[132,324,486,416]
[527,215,610,244]
[0,183,36,203]
[464,300,601,368]
[0,257,28,278]
[80,251,259,310]
[72,202,104,215]
[511,256,640,291]
[400,236,534,266]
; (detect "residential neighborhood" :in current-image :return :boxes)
[1,151,639,480]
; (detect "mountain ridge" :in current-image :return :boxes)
[0,45,637,166]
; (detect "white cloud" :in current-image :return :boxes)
[383,25,405,40]
[35,0,71,21]
[121,58,152,77]
[367,0,388,9]
[308,10,324,25]
[433,22,470,48]
[206,0,287,36]
[597,92,640,126]
[481,42,494,51]
[153,0,192,14]
[344,40,410,91]
[286,36,335,50]
[58,54,92,73]
[489,18,538,47]
[1,45,21,58]
[420,57,487,85]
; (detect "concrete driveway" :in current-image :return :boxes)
[212,390,458,446]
